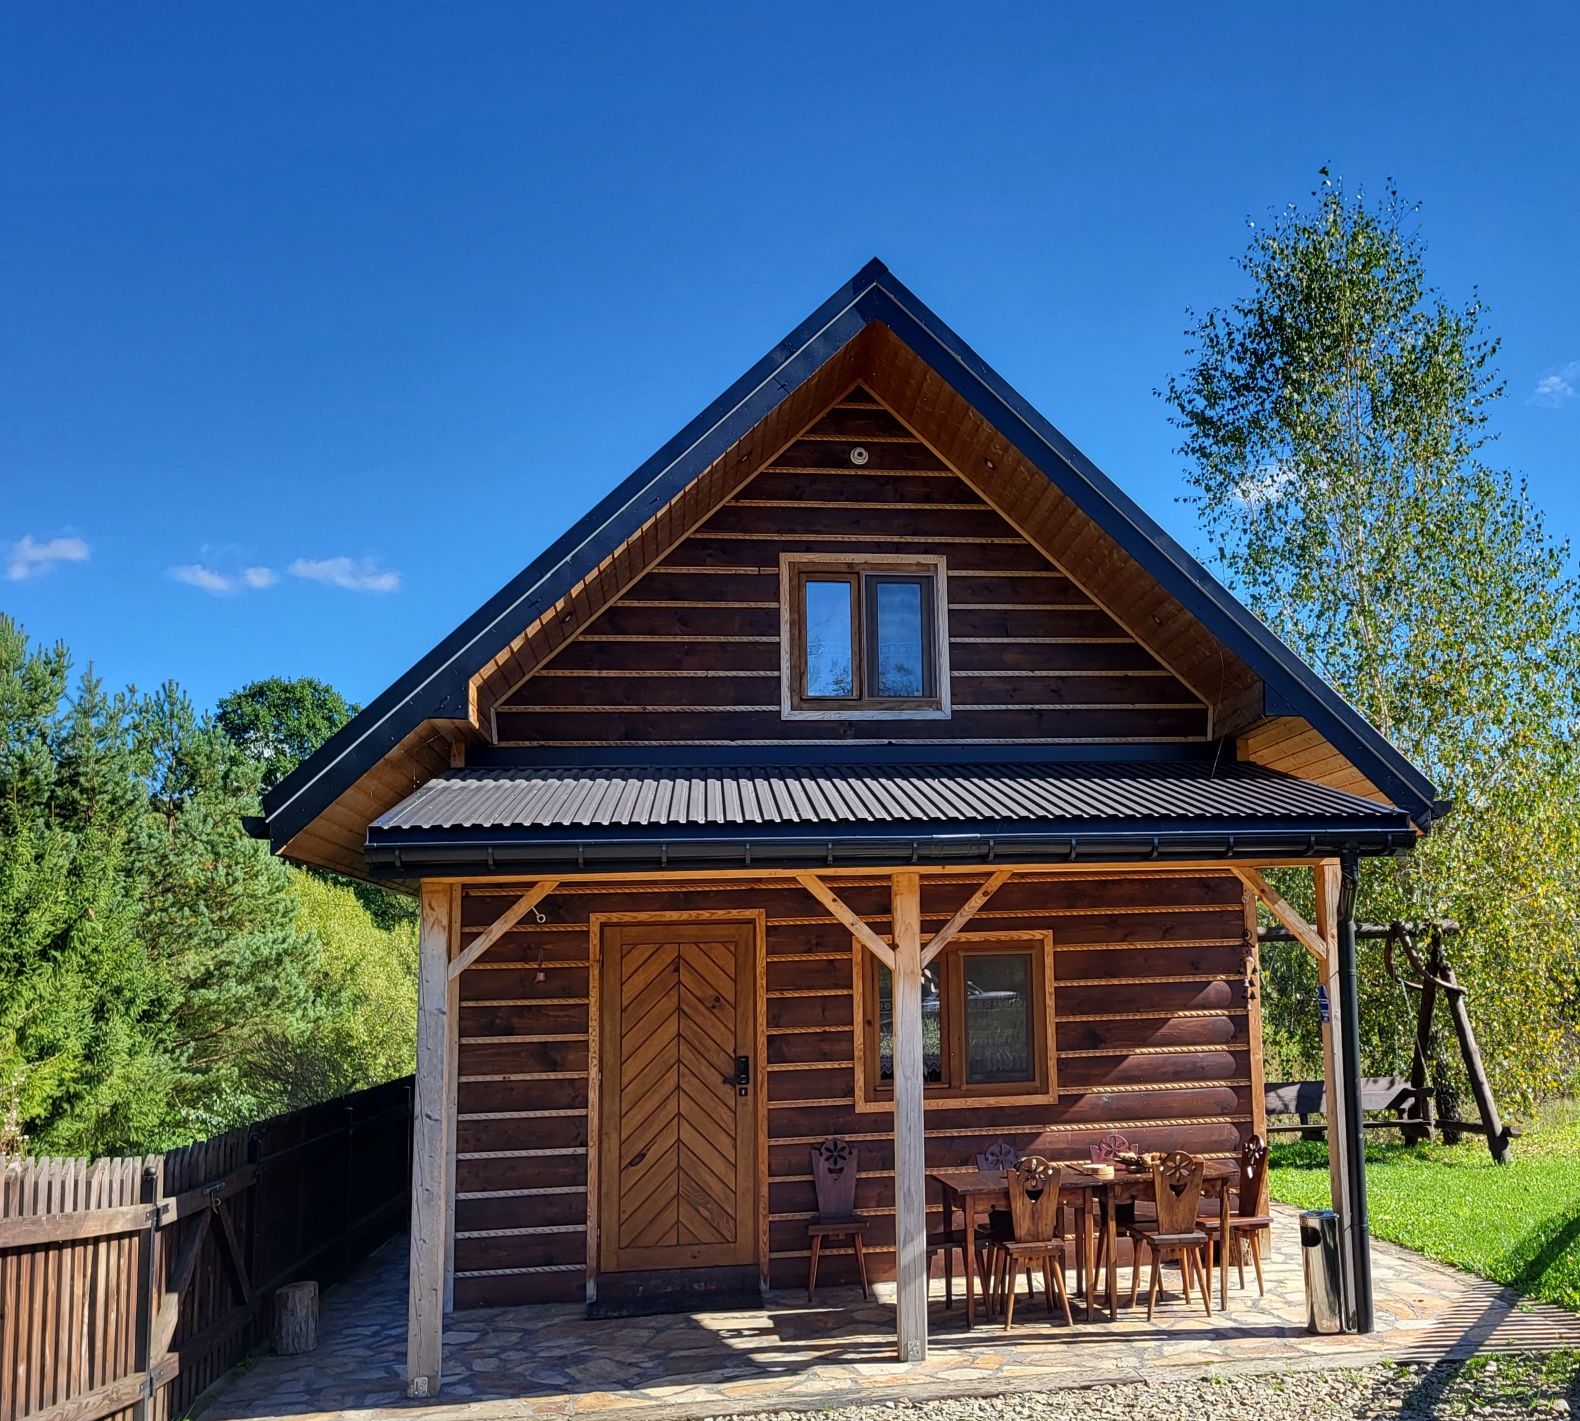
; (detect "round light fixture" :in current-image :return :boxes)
[850,446,870,466]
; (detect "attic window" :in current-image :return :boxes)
[780,554,950,718]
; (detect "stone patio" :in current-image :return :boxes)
[203,1208,1580,1421]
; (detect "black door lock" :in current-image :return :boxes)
[723,1055,750,1096]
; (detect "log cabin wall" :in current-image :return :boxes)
[451,869,1260,1307]
[491,388,1212,747]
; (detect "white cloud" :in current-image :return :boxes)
[168,563,278,595]
[288,555,400,593]
[1233,462,1298,508]
[1530,360,1579,408]
[7,534,90,581]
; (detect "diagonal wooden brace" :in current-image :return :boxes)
[448,880,558,979]
[795,873,896,969]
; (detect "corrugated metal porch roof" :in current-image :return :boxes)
[372,760,1405,834]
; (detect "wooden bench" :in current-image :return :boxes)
[1264,1076,1434,1136]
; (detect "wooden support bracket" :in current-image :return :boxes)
[921,869,1012,967]
[795,873,896,969]
[448,880,558,980]
[1234,868,1328,964]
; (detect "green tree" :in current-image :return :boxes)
[0,631,167,1153]
[129,682,327,1140]
[215,676,358,793]
[1164,173,1580,1113]
[215,675,413,931]
[283,872,417,1100]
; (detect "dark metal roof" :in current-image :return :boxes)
[261,259,1442,858]
[374,760,1403,833]
[362,760,1418,877]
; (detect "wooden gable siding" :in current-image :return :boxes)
[468,336,878,728]
[1238,715,1391,805]
[862,325,1266,736]
[450,869,1258,1307]
[493,389,1211,746]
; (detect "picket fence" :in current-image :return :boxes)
[0,1075,412,1421]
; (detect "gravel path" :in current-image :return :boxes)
[719,1352,1580,1420]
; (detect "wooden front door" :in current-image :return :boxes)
[598,921,757,1275]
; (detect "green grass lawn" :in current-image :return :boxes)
[1269,1106,1580,1311]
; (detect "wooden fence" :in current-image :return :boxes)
[0,1075,412,1421]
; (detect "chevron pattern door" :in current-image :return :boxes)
[598,921,757,1274]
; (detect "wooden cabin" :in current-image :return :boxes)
[252,261,1442,1397]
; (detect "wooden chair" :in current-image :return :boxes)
[1087,1130,1133,1296]
[974,1140,1036,1305]
[1090,1130,1130,1164]
[983,1140,1091,1302]
[976,1140,1020,1246]
[985,1157,1074,1329]
[807,1138,870,1301]
[1200,1134,1272,1295]
[925,1182,972,1309]
[1126,1150,1212,1321]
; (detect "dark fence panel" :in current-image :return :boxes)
[0,1075,413,1421]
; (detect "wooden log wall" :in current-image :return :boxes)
[0,1077,410,1421]
[493,388,1211,746]
[453,869,1259,1306]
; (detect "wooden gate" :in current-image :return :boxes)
[596,920,758,1277]
[0,1077,411,1421]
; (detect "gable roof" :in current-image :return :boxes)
[256,260,1442,870]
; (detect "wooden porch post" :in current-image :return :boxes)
[890,870,928,1362]
[407,881,454,1397]
[1314,860,1357,1328]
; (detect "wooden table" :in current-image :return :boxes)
[930,1160,1237,1327]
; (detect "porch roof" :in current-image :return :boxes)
[363,757,1416,875]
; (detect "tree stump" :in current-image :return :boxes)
[273,1280,319,1355]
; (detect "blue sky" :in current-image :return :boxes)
[4,4,1578,712]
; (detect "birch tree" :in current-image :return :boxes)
[1165,173,1580,1112]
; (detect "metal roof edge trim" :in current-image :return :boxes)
[362,825,1417,879]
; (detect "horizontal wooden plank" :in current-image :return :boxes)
[454,1270,583,1307]
[544,637,780,673]
[702,502,1011,540]
[741,471,986,506]
[0,1202,156,1249]
[457,1115,588,1155]
[459,1039,588,1077]
[768,438,949,472]
[661,534,1054,573]
[457,1152,587,1193]
[802,407,916,440]
[495,705,1209,743]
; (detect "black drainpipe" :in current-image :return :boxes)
[1336,843,1373,1331]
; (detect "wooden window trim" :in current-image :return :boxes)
[852,929,1056,1113]
[780,553,951,719]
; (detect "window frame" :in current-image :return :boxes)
[852,929,1056,1112]
[780,553,951,719]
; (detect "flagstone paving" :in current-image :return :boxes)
[203,1207,1580,1421]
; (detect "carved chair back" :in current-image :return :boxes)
[1090,1130,1130,1164]
[1237,1134,1271,1218]
[977,1141,1021,1174]
[1006,1156,1064,1243]
[811,1137,859,1222]
[1151,1150,1205,1235]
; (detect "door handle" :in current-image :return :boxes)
[723,1055,751,1096]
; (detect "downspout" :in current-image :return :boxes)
[1335,844,1373,1331]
